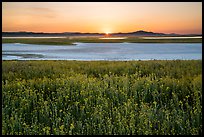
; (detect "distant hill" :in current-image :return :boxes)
[112,30,167,36]
[2,30,202,37]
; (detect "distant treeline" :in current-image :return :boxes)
[2,30,202,37]
[2,32,103,37]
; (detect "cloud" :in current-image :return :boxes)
[31,7,53,12]
[29,7,57,18]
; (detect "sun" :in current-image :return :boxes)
[105,31,111,37]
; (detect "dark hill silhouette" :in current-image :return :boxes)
[2,30,201,37]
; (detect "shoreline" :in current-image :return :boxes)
[2,37,202,45]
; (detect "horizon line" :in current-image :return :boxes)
[2,30,202,35]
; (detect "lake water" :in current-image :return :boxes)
[2,43,202,60]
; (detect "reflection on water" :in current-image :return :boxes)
[99,37,127,39]
[142,36,202,39]
[2,37,67,39]
[2,43,202,60]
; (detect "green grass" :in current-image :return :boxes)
[2,60,202,135]
[2,38,74,45]
[2,37,202,45]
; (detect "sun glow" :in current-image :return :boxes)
[105,32,111,37]
[2,2,202,34]
[99,37,127,40]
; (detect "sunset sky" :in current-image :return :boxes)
[2,2,202,34]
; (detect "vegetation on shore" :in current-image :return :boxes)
[2,60,202,135]
[2,37,202,45]
[2,38,74,45]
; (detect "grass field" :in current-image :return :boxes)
[2,37,202,45]
[2,38,74,45]
[2,60,202,135]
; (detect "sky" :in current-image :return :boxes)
[2,2,202,34]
